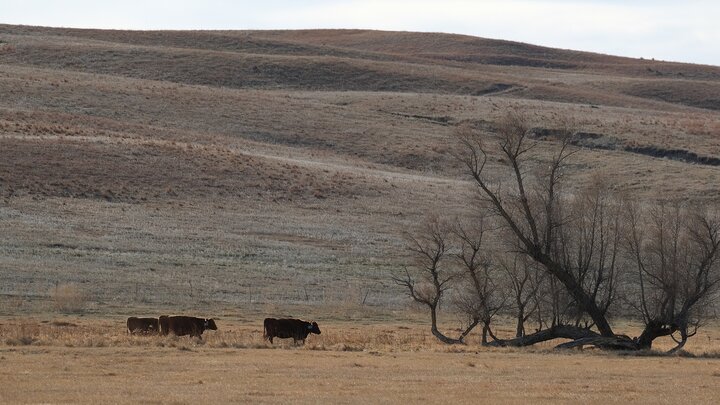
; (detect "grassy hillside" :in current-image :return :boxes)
[0,25,719,316]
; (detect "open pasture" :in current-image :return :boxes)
[2,24,720,402]
[1,317,719,404]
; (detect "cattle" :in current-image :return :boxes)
[159,315,217,339]
[159,315,169,335]
[126,317,160,335]
[263,318,321,345]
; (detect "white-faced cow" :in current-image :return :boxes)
[263,318,321,345]
[159,315,217,339]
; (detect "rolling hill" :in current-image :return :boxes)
[1,24,719,316]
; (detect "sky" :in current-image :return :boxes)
[2,0,719,66]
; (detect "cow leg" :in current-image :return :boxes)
[269,336,273,344]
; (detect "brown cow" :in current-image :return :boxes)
[263,318,321,345]
[160,315,217,339]
[127,317,159,335]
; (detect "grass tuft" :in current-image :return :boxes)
[51,284,87,314]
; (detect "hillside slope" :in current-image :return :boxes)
[0,25,719,315]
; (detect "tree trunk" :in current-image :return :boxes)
[554,336,637,350]
[535,251,615,337]
[515,305,525,338]
[458,318,480,343]
[636,320,677,350]
[485,325,600,347]
[429,306,465,344]
[667,327,688,354]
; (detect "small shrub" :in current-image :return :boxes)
[51,283,87,313]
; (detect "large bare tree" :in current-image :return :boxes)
[398,109,720,351]
[455,111,623,346]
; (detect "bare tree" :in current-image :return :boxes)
[455,111,625,346]
[392,217,477,344]
[454,219,506,344]
[626,201,720,351]
[454,109,720,351]
[553,177,624,328]
[496,253,543,338]
[398,109,719,351]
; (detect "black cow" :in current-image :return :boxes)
[159,315,169,335]
[159,315,217,339]
[127,317,159,335]
[263,318,321,345]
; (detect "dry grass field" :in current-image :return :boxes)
[5,346,718,404]
[3,345,720,404]
[1,316,720,404]
[1,24,720,402]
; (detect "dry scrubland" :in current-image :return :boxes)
[1,25,720,402]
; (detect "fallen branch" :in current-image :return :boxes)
[484,324,600,347]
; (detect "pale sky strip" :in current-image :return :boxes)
[2,0,718,66]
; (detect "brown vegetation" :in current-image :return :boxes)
[0,24,719,402]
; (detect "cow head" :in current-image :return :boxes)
[204,318,218,330]
[307,321,321,335]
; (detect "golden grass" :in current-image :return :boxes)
[3,347,720,404]
[2,316,719,355]
[1,317,719,404]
